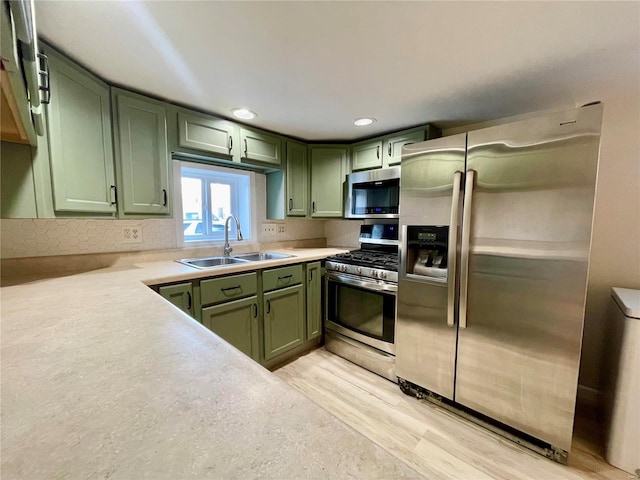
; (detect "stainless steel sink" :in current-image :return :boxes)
[232,252,295,262]
[177,256,250,269]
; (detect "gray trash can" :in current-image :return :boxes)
[604,287,639,475]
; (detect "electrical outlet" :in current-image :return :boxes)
[262,223,276,237]
[123,226,143,244]
[277,224,286,236]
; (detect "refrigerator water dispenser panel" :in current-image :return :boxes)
[405,226,449,280]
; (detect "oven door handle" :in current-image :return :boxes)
[326,272,397,294]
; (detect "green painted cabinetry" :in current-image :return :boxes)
[351,139,383,171]
[177,111,237,158]
[305,262,322,340]
[285,141,308,216]
[46,48,115,214]
[113,89,170,215]
[240,128,282,167]
[263,264,306,360]
[383,129,426,168]
[158,282,193,316]
[263,284,305,360]
[202,295,260,361]
[309,146,348,218]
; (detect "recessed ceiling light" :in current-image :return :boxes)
[354,118,376,126]
[231,108,257,120]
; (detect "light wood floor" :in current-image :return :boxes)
[274,347,628,480]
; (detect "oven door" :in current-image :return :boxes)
[325,272,397,355]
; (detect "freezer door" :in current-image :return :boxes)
[455,104,603,450]
[396,133,466,400]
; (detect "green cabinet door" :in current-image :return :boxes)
[351,139,383,171]
[240,128,282,167]
[263,284,305,360]
[158,282,193,316]
[178,111,236,158]
[286,141,308,216]
[306,262,322,340]
[202,295,260,361]
[46,49,115,214]
[309,146,348,218]
[114,90,170,215]
[383,130,425,168]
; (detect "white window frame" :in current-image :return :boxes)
[173,160,256,248]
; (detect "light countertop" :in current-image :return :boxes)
[0,248,422,479]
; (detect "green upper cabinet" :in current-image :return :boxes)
[382,125,441,168]
[285,141,308,216]
[113,89,170,215]
[177,111,237,159]
[305,261,322,340]
[309,146,348,218]
[351,139,383,171]
[45,48,115,214]
[240,128,282,167]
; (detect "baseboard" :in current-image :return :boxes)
[577,384,604,412]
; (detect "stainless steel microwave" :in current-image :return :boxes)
[344,167,400,219]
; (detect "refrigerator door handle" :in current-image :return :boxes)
[459,169,476,329]
[447,171,463,327]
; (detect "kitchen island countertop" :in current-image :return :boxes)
[0,248,422,479]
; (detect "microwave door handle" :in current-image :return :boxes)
[447,171,463,327]
[459,169,476,329]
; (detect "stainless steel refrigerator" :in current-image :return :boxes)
[396,104,603,460]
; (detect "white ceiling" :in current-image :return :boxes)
[35,1,640,142]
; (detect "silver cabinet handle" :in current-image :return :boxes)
[459,169,476,329]
[289,198,293,211]
[447,171,463,327]
[376,145,380,159]
[110,185,117,205]
[37,53,50,104]
[228,135,233,152]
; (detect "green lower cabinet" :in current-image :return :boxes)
[158,282,193,316]
[305,262,322,340]
[263,284,305,361]
[202,295,260,362]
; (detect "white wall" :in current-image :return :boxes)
[581,92,640,393]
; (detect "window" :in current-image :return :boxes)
[176,161,253,243]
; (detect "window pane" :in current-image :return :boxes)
[210,182,231,234]
[182,177,203,238]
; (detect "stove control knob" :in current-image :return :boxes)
[380,271,387,279]
[372,270,379,278]
[356,267,362,275]
[342,265,348,272]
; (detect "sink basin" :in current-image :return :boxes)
[178,256,250,269]
[232,252,295,262]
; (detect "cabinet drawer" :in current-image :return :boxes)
[200,272,257,305]
[263,264,303,292]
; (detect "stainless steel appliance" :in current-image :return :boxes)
[396,104,603,462]
[325,224,399,381]
[344,167,400,219]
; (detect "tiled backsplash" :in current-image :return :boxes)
[0,219,178,258]
[0,217,329,259]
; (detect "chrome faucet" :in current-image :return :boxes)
[223,215,243,256]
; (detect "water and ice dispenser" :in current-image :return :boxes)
[404,226,449,280]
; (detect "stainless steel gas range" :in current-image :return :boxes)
[324,224,398,382]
